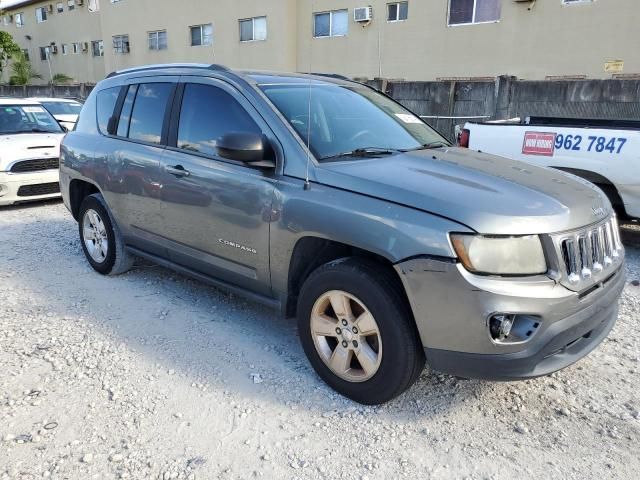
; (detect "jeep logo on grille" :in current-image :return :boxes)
[591,206,606,217]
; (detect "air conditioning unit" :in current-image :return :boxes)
[354,6,373,23]
[81,42,89,52]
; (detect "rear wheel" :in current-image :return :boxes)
[297,258,425,405]
[78,194,133,276]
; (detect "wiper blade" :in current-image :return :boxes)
[405,141,450,151]
[320,147,399,161]
[31,128,58,133]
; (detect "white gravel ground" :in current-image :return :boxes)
[1,200,639,480]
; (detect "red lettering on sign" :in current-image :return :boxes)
[522,132,556,156]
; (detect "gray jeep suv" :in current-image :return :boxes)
[60,64,625,404]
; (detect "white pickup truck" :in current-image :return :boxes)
[459,117,640,219]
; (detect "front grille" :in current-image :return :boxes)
[10,158,59,173]
[556,216,623,290]
[16,182,60,197]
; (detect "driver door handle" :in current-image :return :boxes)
[165,164,190,177]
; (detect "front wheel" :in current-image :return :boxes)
[297,258,425,405]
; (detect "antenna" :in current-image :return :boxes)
[304,0,314,191]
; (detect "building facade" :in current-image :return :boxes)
[0,0,637,84]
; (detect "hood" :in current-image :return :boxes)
[0,133,64,171]
[315,147,611,235]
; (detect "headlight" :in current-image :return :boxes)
[450,234,547,275]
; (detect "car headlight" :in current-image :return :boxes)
[450,234,547,275]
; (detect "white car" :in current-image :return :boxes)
[0,99,66,207]
[460,117,640,220]
[28,97,83,131]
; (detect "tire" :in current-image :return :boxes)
[297,257,425,405]
[78,193,133,276]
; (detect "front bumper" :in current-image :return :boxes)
[396,257,625,380]
[0,170,61,206]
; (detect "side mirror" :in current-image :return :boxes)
[217,132,275,168]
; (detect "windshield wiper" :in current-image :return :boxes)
[320,147,400,161]
[30,128,58,133]
[404,141,450,151]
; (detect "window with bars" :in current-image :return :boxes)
[240,16,267,42]
[313,10,348,38]
[387,2,409,21]
[190,24,213,46]
[148,30,168,50]
[113,34,130,54]
[448,0,501,26]
[92,40,104,57]
[36,7,48,23]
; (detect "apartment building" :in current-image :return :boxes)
[0,0,637,84]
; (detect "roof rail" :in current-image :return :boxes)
[309,72,351,81]
[106,63,229,79]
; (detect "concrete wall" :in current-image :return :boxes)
[1,0,638,84]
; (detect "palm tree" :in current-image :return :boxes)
[50,73,74,85]
[9,52,42,85]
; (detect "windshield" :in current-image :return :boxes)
[41,101,83,116]
[0,105,63,134]
[260,83,449,160]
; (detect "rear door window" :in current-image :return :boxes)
[176,83,261,157]
[116,85,137,137]
[126,83,174,145]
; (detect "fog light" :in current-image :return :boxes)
[488,314,541,344]
[489,314,514,341]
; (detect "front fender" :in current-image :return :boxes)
[269,177,472,294]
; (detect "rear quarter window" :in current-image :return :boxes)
[96,86,121,135]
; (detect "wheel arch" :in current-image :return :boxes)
[68,179,101,221]
[285,236,412,320]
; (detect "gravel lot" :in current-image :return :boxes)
[1,200,639,480]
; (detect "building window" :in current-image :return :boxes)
[239,16,267,42]
[113,34,130,54]
[72,42,81,54]
[57,2,64,13]
[15,13,25,27]
[40,46,50,61]
[62,44,68,55]
[88,0,100,12]
[36,7,48,23]
[313,10,348,38]
[67,0,76,10]
[148,30,168,50]
[448,0,501,25]
[190,24,213,46]
[92,40,104,57]
[387,2,409,21]
[22,49,30,61]
[562,0,594,4]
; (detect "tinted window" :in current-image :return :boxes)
[177,83,261,157]
[96,86,120,134]
[128,83,173,145]
[41,101,83,116]
[117,85,137,137]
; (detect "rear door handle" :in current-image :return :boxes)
[165,164,190,177]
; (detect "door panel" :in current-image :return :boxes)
[158,78,278,295]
